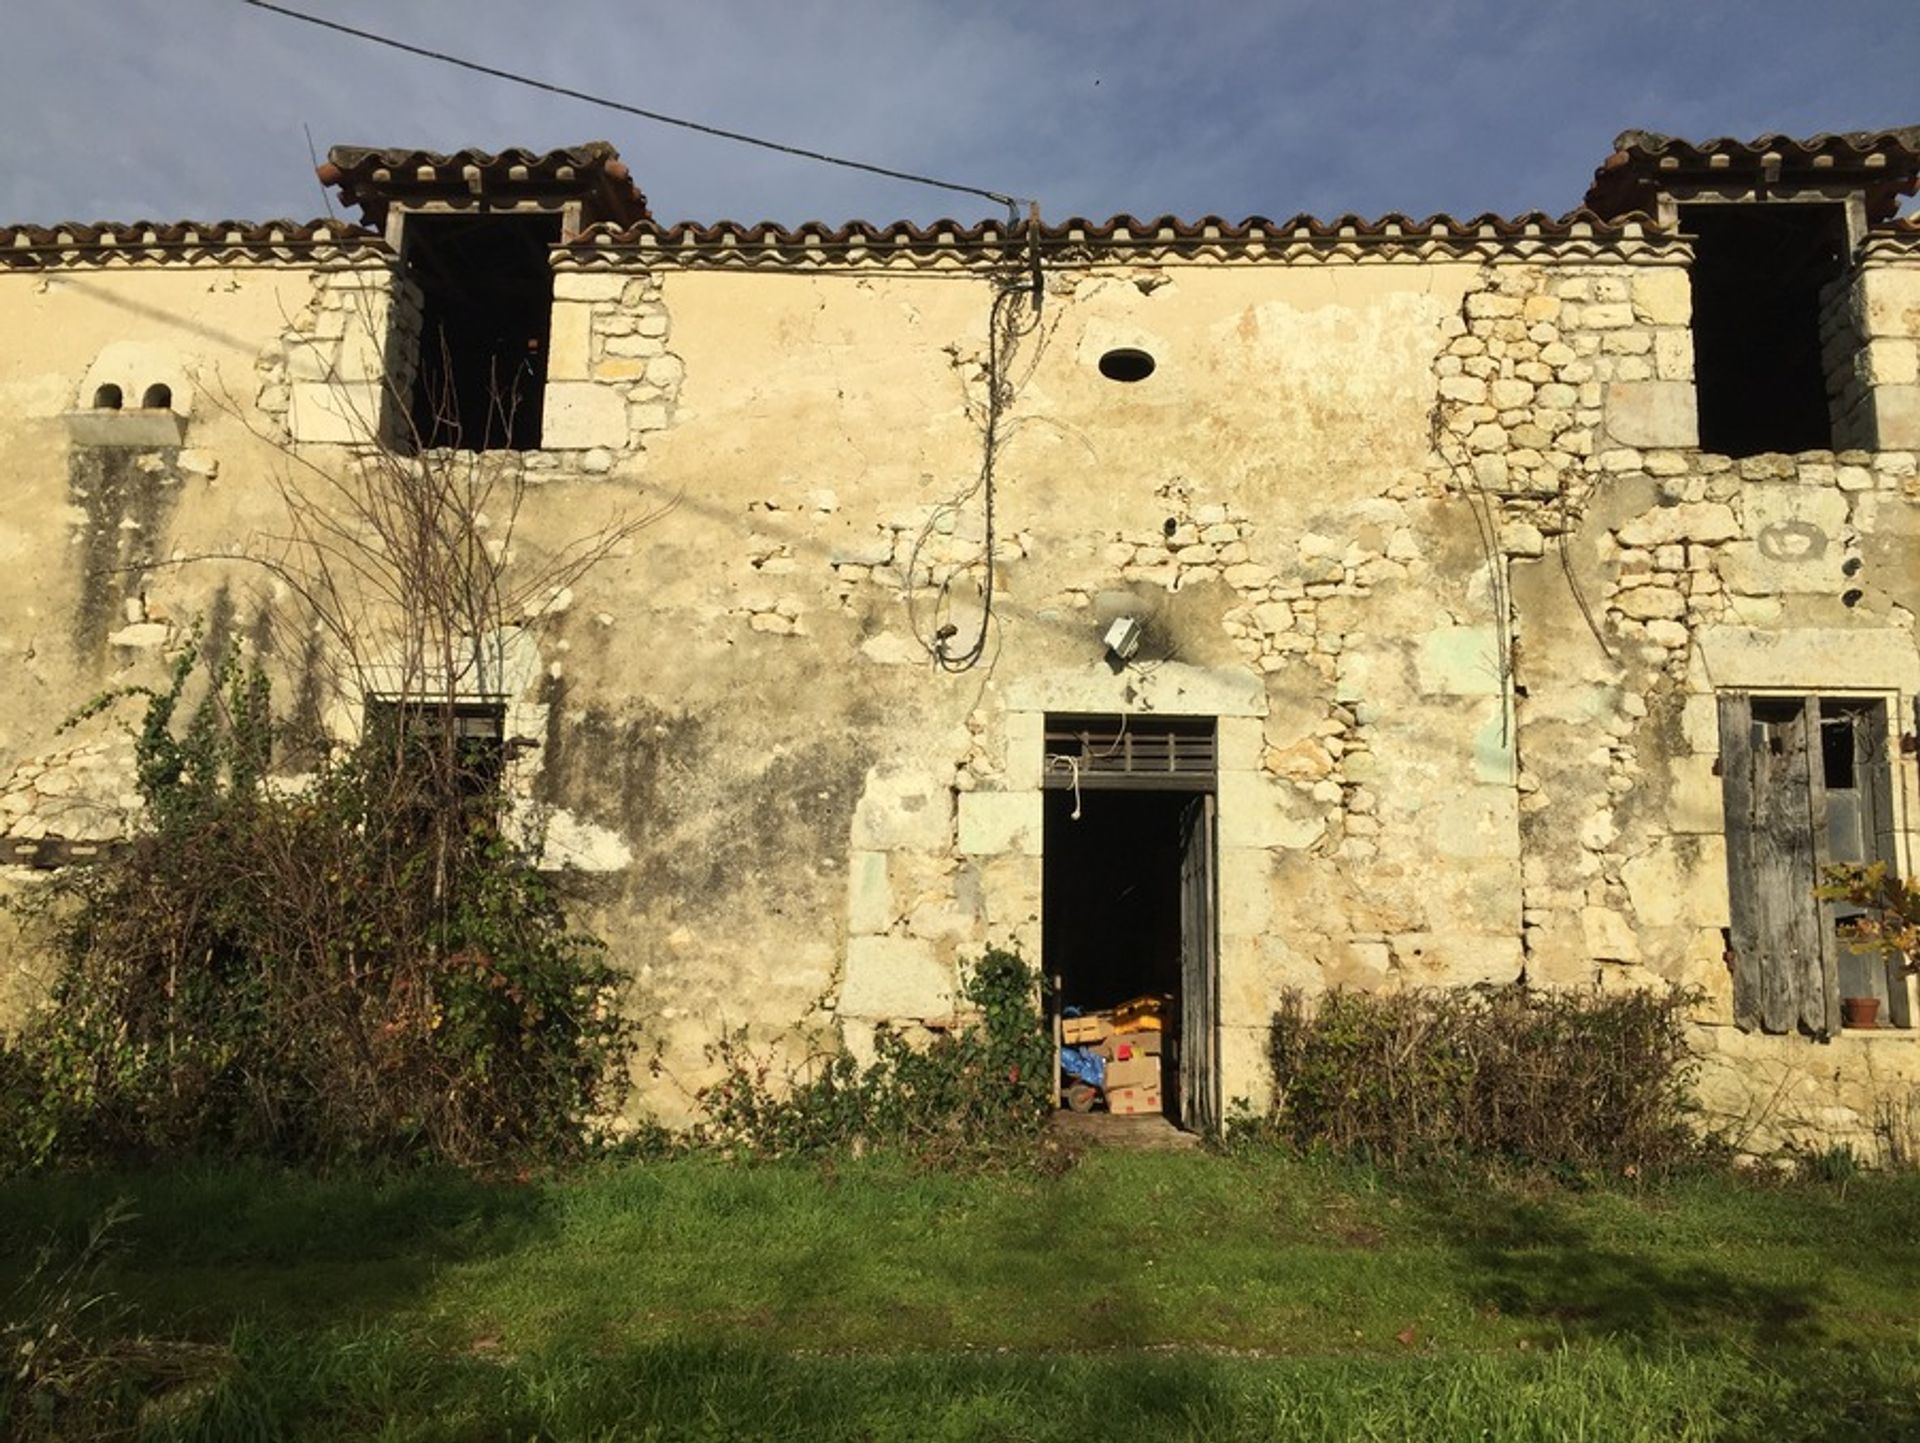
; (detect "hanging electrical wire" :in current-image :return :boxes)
[239,1,1032,211]
[900,264,1050,674]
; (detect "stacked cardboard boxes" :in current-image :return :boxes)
[1059,996,1168,1115]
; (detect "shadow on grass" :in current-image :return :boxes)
[1710,1348,1920,1443]
[0,1162,559,1339]
[1405,1179,1826,1348]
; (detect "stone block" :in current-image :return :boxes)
[1866,338,1919,387]
[1217,773,1325,851]
[1604,381,1697,448]
[547,302,594,380]
[1616,501,1739,548]
[1217,716,1265,772]
[1580,905,1641,963]
[957,790,1041,856]
[1695,625,1920,692]
[838,936,952,1020]
[847,850,894,935]
[1666,754,1725,833]
[1217,847,1273,938]
[977,853,1043,949]
[1632,269,1692,326]
[851,764,954,851]
[1003,661,1264,718]
[1654,330,1694,381]
[1872,384,1920,450]
[1391,931,1526,987]
[288,382,381,444]
[1415,625,1503,696]
[1717,484,1849,596]
[552,271,629,302]
[1680,693,1721,754]
[1858,265,1920,337]
[542,382,628,449]
[1428,785,1521,861]
[1004,711,1045,791]
[1622,836,1729,929]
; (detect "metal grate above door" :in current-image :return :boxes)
[1043,714,1217,792]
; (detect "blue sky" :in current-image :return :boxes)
[5,1,1917,227]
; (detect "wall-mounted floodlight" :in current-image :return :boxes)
[1103,616,1143,662]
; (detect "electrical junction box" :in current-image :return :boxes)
[1103,616,1143,661]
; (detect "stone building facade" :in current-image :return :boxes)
[2,130,1918,1150]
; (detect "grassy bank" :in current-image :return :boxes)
[5,1151,1918,1439]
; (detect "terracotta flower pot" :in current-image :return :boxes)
[1842,996,1882,1030]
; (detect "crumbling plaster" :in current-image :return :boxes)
[1,228,1918,1146]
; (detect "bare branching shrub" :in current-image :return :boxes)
[1260,986,1707,1173]
[1,353,660,1171]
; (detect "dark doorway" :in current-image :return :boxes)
[1684,203,1848,457]
[404,211,560,451]
[1042,714,1218,1131]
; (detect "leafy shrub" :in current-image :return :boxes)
[691,948,1056,1166]
[1,640,632,1173]
[1259,985,1705,1173]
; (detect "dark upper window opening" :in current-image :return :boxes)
[404,211,560,452]
[1684,203,1848,458]
[92,383,123,410]
[141,383,172,410]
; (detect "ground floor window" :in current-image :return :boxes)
[362,698,508,825]
[1717,692,1909,1034]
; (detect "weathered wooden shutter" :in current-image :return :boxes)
[1177,793,1219,1135]
[1717,693,1836,1035]
[1856,700,1909,1027]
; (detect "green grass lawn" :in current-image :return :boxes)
[5,1150,1919,1440]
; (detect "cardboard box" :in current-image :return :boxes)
[1106,1085,1162,1116]
[1105,1029,1163,1058]
[1062,1014,1108,1045]
[1103,1052,1161,1092]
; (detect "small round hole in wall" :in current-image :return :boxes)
[1098,347,1156,383]
[1841,587,1864,608]
[93,384,123,410]
[141,383,172,410]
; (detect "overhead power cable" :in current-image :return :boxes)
[240,1,1031,211]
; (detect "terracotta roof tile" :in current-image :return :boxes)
[0,219,383,267]
[566,208,1673,259]
[1587,127,1920,221]
[319,142,649,227]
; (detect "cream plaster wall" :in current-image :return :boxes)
[2,238,1919,1149]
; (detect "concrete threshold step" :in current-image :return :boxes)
[1049,1112,1202,1150]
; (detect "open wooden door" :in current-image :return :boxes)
[1177,792,1219,1134]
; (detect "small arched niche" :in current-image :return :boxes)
[70,343,192,447]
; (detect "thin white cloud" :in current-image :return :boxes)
[2,0,1915,225]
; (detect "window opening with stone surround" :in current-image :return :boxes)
[363,698,509,835]
[1718,692,1910,1035]
[1685,204,1849,458]
[403,212,560,452]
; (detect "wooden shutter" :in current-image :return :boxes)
[1177,793,1219,1135]
[1856,700,1909,1027]
[1718,694,1836,1035]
